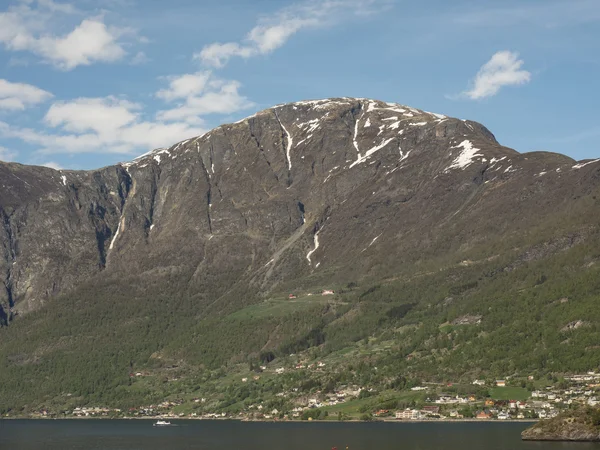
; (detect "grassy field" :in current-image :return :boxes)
[489,387,530,401]
[320,390,427,419]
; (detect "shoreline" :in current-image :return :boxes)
[1,416,538,424]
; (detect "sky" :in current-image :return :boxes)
[0,0,599,170]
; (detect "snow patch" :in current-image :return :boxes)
[306,231,320,266]
[264,258,275,267]
[297,118,321,134]
[60,175,67,186]
[446,140,483,171]
[489,156,507,166]
[399,149,411,162]
[275,112,293,171]
[233,112,257,124]
[352,109,365,155]
[362,233,382,252]
[573,159,600,169]
[349,138,394,168]
[427,112,447,120]
[109,219,122,250]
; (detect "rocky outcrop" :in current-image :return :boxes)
[0,97,599,326]
[522,408,600,441]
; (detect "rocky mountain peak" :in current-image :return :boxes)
[0,98,597,326]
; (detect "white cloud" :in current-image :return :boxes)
[156,72,211,101]
[0,1,133,70]
[0,96,206,155]
[156,72,254,124]
[0,145,18,161]
[35,19,128,70]
[45,97,139,134]
[0,70,255,157]
[0,78,53,110]
[198,42,255,69]
[40,160,62,169]
[195,0,393,68]
[462,51,531,100]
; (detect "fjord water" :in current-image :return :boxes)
[0,420,597,450]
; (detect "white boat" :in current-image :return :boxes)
[153,420,172,427]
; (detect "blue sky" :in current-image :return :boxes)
[0,0,599,170]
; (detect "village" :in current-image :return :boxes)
[40,371,599,422]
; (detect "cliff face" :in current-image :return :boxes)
[522,409,600,441]
[0,97,598,326]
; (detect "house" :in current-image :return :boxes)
[496,380,506,387]
[476,411,492,419]
[484,399,495,407]
[288,294,297,299]
[396,409,421,420]
[472,380,486,386]
[497,412,510,420]
[322,289,334,295]
[421,406,440,415]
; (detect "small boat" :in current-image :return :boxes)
[153,420,172,427]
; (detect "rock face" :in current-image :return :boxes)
[0,97,598,326]
[522,409,600,441]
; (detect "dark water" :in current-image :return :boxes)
[1,420,599,450]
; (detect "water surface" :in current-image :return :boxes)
[1,420,599,450]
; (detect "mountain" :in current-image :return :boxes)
[1,98,599,414]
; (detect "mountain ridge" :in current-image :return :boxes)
[0,97,599,414]
[0,97,597,321]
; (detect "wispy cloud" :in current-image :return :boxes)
[130,51,150,65]
[0,0,138,70]
[0,78,53,110]
[450,0,600,28]
[196,0,394,68]
[458,51,531,100]
[0,145,18,162]
[0,96,206,155]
